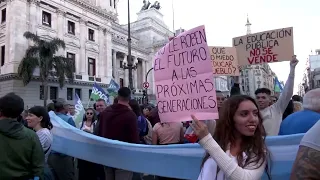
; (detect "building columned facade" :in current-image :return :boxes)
[298,49,320,96]
[0,0,173,107]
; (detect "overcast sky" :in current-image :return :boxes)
[117,0,320,93]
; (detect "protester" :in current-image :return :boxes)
[78,108,103,180]
[95,99,107,114]
[47,103,55,112]
[79,108,98,132]
[292,95,303,103]
[292,101,303,112]
[48,98,76,180]
[93,99,107,135]
[0,93,44,179]
[255,56,298,135]
[142,105,152,119]
[216,90,226,112]
[282,100,294,120]
[98,87,139,180]
[152,108,184,145]
[290,120,320,179]
[26,106,54,180]
[129,99,149,143]
[279,88,320,135]
[68,104,75,117]
[192,95,271,180]
[26,106,53,162]
[230,76,241,97]
[148,108,161,127]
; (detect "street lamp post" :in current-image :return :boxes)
[143,67,153,104]
[125,0,135,91]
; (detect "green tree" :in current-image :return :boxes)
[18,32,74,106]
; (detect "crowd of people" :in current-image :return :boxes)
[0,56,319,180]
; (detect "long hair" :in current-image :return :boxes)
[28,106,53,130]
[201,95,271,179]
[80,108,98,128]
[148,107,161,127]
[283,100,294,120]
[129,99,141,117]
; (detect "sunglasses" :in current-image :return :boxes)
[86,112,93,115]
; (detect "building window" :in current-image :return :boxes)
[88,29,95,41]
[42,11,51,27]
[67,88,73,100]
[40,86,44,100]
[1,45,5,66]
[120,78,124,87]
[89,89,92,100]
[110,0,112,6]
[75,88,82,99]
[88,58,96,76]
[67,21,75,35]
[50,86,58,100]
[1,8,6,23]
[67,52,76,72]
[120,60,123,68]
[113,0,116,8]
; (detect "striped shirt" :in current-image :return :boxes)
[36,128,53,163]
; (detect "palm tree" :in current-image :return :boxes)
[18,32,74,106]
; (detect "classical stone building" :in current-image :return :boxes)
[0,0,173,107]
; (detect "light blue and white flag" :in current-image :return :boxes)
[49,111,302,180]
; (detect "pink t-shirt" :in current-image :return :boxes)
[153,122,183,145]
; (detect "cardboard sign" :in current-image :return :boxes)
[233,27,294,66]
[153,25,219,123]
[210,46,239,76]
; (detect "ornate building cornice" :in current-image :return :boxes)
[0,73,108,87]
[66,0,117,22]
[110,31,150,54]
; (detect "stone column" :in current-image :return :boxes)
[112,50,117,80]
[123,54,128,87]
[133,57,138,89]
[98,27,105,78]
[105,27,113,80]
[142,59,146,84]
[56,9,65,56]
[79,18,87,75]
[29,0,38,32]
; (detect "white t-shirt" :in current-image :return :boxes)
[36,128,53,163]
[300,120,320,151]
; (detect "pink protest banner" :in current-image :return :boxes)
[154,25,219,123]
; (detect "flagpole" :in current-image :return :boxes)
[172,0,175,33]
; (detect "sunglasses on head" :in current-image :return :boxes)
[86,112,93,115]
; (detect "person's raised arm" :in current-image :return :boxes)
[191,116,266,180]
[273,56,298,114]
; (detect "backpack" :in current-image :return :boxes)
[137,116,148,136]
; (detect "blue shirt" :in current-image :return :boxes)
[51,112,76,155]
[56,113,76,127]
[279,110,320,135]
